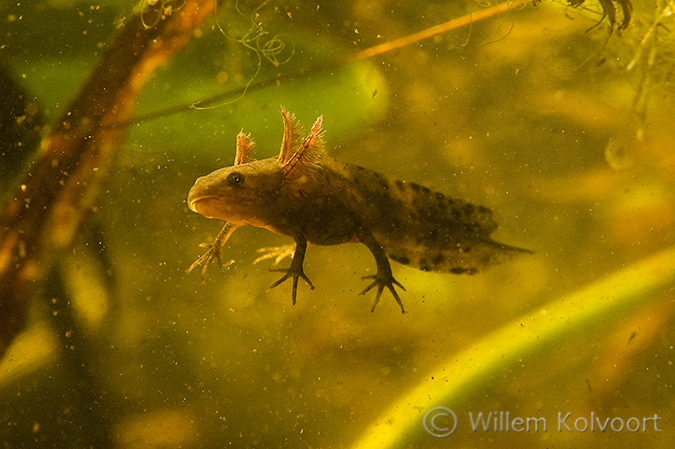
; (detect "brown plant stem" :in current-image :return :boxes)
[128,0,533,121]
[0,0,222,358]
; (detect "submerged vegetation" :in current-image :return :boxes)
[1,1,673,447]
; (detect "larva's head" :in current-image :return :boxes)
[188,158,283,226]
[187,107,324,227]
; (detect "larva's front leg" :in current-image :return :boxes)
[187,222,239,275]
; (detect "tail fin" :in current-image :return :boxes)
[385,239,532,274]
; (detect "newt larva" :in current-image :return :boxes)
[187,107,531,313]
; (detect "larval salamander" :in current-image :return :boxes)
[187,107,531,313]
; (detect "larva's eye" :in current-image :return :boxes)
[227,172,245,187]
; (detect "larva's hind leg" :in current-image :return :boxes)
[358,231,406,313]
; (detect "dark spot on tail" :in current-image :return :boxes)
[390,254,410,265]
[449,267,478,275]
[373,172,390,191]
[409,182,431,194]
[432,253,445,266]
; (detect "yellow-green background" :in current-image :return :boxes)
[1,0,673,447]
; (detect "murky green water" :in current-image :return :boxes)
[1,1,674,447]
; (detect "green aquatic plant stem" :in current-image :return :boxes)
[351,245,675,448]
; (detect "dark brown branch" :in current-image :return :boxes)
[0,0,222,358]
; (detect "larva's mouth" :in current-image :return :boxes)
[187,192,246,223]
[187,195,218,216]
[187,195,201,213]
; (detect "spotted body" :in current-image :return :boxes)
[187,107,531,312]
